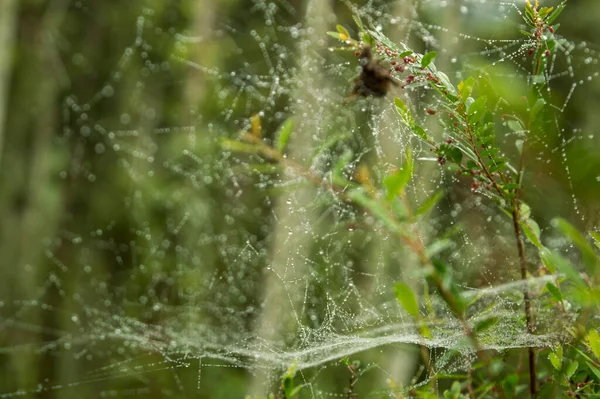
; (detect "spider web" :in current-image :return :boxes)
[1,0,598,397]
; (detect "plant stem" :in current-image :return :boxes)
[511,205,536,397]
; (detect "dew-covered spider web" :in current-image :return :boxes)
[1,0,599,397]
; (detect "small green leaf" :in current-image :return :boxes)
[587,329,600,360]
[394,97,408,114]
[540,247,585,286]
[384,149,413,200]
[502,183,520,191]
[530,98,546,120]
[394,282,419,318]
[546,1,566,25]
[538,6,554,20]
[415,190,445,217]
[421,51,437,68]
[412,125,429,141]
[384,168,411,200]
[327,31,346,41]
[507,119,524,132]
[275,118,295,152]
[425,239,453,258]
[336,24,350,40]
[565,361,578,379]
[520,29,535,38]
[474,317,499,333]
[555,218,598,275]
[515,139,524,154]
[590,231,600,250]
[353,15,365,31]
[549,352,562,370]
[587,362,600,380]
[522,218,542,248]
[361,32,374,46]
[467,96,487,116]
[220,138,260,153]
[283,375,294,397]
[545,282,563,303]
[459,77,474,102]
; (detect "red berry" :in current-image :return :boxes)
[354,51,361,57]
[426,109,436,115]
[548,26,554,33]
[545,50,551,57]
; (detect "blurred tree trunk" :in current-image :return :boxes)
[0,0,17,170]
[248,0,335,394]
[0,1,69,396]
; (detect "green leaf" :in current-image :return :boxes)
[507,119,524,132]
[327,31,346,41]
[525,3,536,25]
[336,24,350,40]
[587,329,600,360]
[546,1,566,25]
[481,148,500,157]
[288,385,304,398]
[538,6,554,20]
[220,138,260,153]
[275,118,295,152]
[412,125,429,141]
[283,374,295,397]
[458,77,474,103]
[587,362,600,380]
[520,29,535,38]
[520,203,531,219]
[545,282,563,303]
[394,96,408,114]
[425,239,453,258]
[522,218,542,248]
[530,98,546,120]
[332,149,353,181]
[394,97,414,125]
[446,147,462,164]
[415,190,445,217]
[540,247,585,286]
[394,282,419,318]
[384,168,411,200]
[421,51,437,68]
[353,14,365,31]
[590,231,600,250]
[565,361,578,379]
[474,317,499,333]
[384,149,413,200]
[549,347,562,370]
[502,183,520,191]
[515,139,524,154]
[555,218,598,275]
[467,96,487,116]
[361,32,374,46]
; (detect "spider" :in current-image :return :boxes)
[350,46,399,98]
